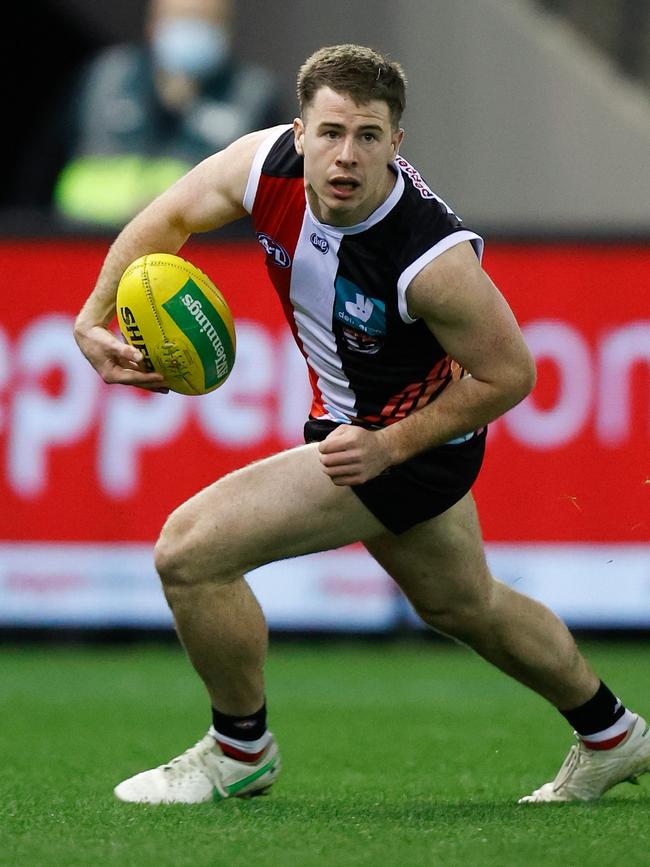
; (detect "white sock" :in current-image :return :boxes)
[209,725,271,760]
[580,709,635,748]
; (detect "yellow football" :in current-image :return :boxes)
[116,253,236,395]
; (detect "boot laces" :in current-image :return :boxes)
[553,736,587,790]
[163,733,215,774]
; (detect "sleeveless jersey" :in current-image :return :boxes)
[243,125,484,428]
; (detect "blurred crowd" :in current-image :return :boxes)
[13,0,283,230]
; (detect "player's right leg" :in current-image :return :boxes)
[114,442,387,804]
[153,442,386,712]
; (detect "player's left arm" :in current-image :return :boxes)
[319,241,536,485]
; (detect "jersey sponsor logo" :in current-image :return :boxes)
[310,233,329,254]
[395,156,436,200]
[335,277,385,335]
[255,232,291,268]
[345,294,375,323]
[334,276,386,353]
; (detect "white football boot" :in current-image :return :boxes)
[519,713,650,803]
[113,727,281,804]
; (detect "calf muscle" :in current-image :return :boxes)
[366,494,598,710]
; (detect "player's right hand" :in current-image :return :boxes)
[74,324,169,392]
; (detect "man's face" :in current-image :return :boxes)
[293,87,404,227]
[148,0,231,29]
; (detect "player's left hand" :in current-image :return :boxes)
[318,425,392,486]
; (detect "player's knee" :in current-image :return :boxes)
[153,516,194,589]
[153,508,235,591]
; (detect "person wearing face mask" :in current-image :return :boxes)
[29,0,283,227]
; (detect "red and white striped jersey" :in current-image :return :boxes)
[243,125,484,427]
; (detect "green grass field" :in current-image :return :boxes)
[1,638,648,866]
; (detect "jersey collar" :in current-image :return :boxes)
[306,162,405,236]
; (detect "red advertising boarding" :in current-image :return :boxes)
[478,243,649,543]
[1,238,648,546]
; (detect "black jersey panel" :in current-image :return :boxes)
[334,226,450,422]
[329,180,476,423]
[262,128,304,178]
[391,180,470,274]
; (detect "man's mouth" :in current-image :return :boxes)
[329,177,360,197]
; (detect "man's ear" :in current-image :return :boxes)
[293,118,305,155]
[392,128,405,157]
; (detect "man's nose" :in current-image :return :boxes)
[336,136,357,165]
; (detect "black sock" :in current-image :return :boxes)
[211,703,267,741]
[559,681,626,737]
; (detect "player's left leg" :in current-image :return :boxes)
[366,492,597,707]
[364,492,650,802]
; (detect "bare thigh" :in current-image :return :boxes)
[364,492,494,617]
[158,443,387,577]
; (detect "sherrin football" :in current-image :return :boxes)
[116,253,236,395]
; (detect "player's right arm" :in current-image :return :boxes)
[73,126,282,389]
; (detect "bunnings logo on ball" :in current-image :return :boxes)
[163,279,234,389]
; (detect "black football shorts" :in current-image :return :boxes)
[304,418,487,535]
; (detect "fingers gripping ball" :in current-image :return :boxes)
[116,253,236,395]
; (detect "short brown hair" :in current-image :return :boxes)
[297,44,407,130]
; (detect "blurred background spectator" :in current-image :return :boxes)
[13,0,282,228]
